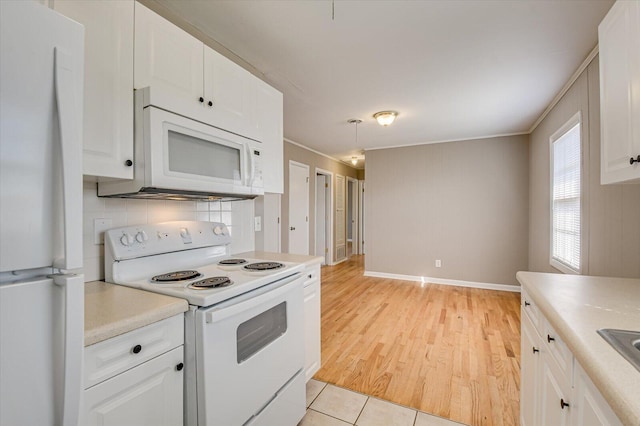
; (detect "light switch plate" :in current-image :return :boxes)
[254,216,262,232]
[94,218,112,245]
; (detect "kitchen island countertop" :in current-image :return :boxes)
[85,281,188,346]
[516,271,640,426]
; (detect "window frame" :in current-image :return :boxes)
[549,111,583,275]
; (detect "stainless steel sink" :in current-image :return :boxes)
[597,329,640,372]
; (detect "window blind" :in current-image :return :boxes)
[551,121,581,273]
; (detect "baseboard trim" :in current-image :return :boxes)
[363,271,521,293]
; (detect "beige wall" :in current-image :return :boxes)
[365,135,530,286]
[528,56,640,277]
[282,141,358,260]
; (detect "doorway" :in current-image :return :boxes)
[288,161,309,255]
[358,180,365,255]
[346,177,358,257]
[315,169,333,265]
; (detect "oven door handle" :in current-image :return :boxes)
[205,273,303,324]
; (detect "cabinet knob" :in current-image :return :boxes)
[290,227,296,231]
[532,347,539,354]
[308,274,312,279]
[208,100,213,107]
[176,363,184,371]
[124,159,133,167]
[560,398,570,409]
[547,334,555,343]
[630,155,640,165]
[199,97,204,103]
[132,344,142,354]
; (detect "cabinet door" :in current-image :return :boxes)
[520,311,541,426]
[203,46,256,139]
[599,1,640,184]
[54,0,134,179]
[84,346,184,426]
[134,2,203,117]
[539,355,572,426]
[256,80,284,193]
[573,362,622,426]
[303,266,321,382]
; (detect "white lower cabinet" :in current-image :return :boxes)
[303,263,321,382]
[520,291,622,426]
[83,315,184,426]
[84,347,184,426]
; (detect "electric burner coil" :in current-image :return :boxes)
[243,262,285,272]
[189,276,233,289]
[152,270,202,282]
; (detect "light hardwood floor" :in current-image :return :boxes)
[314,255,521,426]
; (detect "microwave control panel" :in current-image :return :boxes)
[252,149,264,189]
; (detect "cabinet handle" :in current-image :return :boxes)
[131,344,142,354]
[308,274,312,279]
[524,301,531,307]
[560,398,570,409]
[199,97,204,103]
[630,155,640,165]
[124,159,133,167]
[547,334,555,343]
[532,347,539,354]
[208,100,213,107]
[176,363,184,371]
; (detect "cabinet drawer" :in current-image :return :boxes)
[541,318,572,381]
[85,315,183,388]
[521,289,540,329]
[303,265,320,288]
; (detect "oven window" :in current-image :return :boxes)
[168,130,241,180]
[237,302,287,363]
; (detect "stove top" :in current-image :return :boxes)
[104,221,304,307]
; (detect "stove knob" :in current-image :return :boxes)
[180,228,189,238]
[213,225,224,235]
[135,231,148,243]
[120,233,134,246]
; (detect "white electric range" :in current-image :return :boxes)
[104,221,306,426]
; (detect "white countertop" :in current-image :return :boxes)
[85,281,188,346]
[516,271,640,426]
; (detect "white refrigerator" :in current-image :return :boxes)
[0,2,85,425]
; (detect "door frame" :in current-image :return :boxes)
[346,176,359,256]
[288,160,310,255]
[358,180,365,255]
[315,168,334,265]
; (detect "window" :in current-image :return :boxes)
[550,112,582,274]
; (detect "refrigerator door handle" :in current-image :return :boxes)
[53,47,83,271]
[53,273,84,426]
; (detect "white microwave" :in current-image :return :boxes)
[98,88,264,200]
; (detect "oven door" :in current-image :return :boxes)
[144,106,263,195]
[195,273,305,426]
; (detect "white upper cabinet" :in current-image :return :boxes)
[133,2,284,192]
[203,46,257,140]
[255,80,284,193]
[53,0,134,179]
[599,0,640,184]
[134,2,204,118]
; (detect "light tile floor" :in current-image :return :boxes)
[299,380,467,426]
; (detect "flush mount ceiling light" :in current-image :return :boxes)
[347,118,362,167]
[373,110,398,126]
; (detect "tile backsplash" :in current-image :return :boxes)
[83,181,255,282]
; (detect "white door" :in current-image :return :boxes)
[347,177,358,256]
[263,193,281,253]
[315,175,326,261]
[359,180,366,255]
[288,161,309,255]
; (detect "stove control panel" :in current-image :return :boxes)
[105,221,231,260]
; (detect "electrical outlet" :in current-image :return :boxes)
[435,259,442,268]
[94,218,112,245]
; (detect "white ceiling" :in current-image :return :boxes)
[152,0,614,168]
